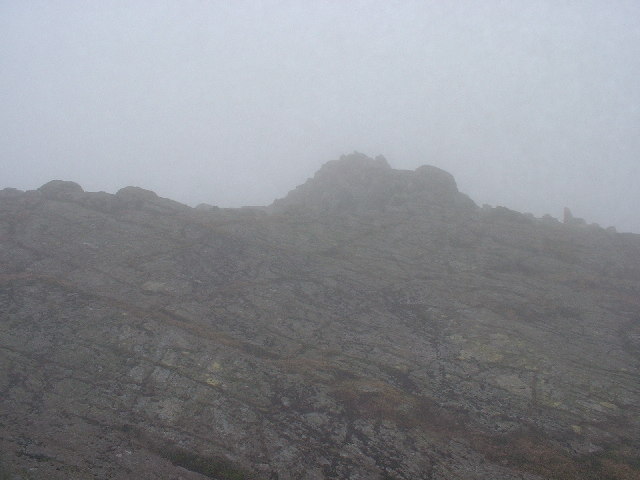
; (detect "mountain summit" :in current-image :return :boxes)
[272,152,475,214]
[1,155,639,479]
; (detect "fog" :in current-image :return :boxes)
[1,1,639,232]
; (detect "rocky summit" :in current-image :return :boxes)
[1,153,639,480]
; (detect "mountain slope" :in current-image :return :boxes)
[1,154,639,479]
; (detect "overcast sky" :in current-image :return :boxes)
[1,1,639,232]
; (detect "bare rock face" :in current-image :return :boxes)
[1,155,639,480]
[38,180,84,201]
[272,152,476,215]
[116,185,159,202]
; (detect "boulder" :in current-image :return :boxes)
[38,180,84,201]
[195,203,220,212]
[116,186,159,202]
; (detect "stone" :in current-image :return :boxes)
[0,187,24,198]
[272,152,476,215]
[76,191,125,213]
[37,179,84,200]
[116,185,159,202]
[195,203,220,212]
[563,206,588,226]
[0,154,639,479]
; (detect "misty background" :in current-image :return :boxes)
[1,1,639,232]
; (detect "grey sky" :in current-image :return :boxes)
[1,1,639,232]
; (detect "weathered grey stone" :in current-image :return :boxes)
[195,203,220,211]
[0,155,639,479]
[76,190,125,213]
[0,187,23,198]
[116,185,159,202]
[38,179,84,200]
[272,152,476,215]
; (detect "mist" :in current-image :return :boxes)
[1,1,639,232]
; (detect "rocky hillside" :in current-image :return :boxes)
[1,153,639,479]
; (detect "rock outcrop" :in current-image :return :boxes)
[1,154,639,479]
[271,152,476,215]
[37,180,84,201]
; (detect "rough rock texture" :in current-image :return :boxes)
[1,153,639,479]
[272,153,475,215]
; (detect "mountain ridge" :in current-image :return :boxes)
[1,153,639,479]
